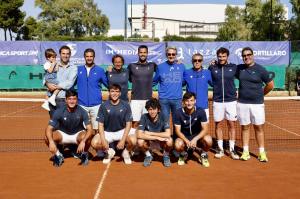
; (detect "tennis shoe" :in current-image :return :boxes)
[258,151,268,162]
[177,151,188,166]
[214,150,224,159]
[200,153,210,168]
[230,150,240,160]
[122,149,132,165]
[53,154,64,167]
[143,155,153,167]
[240,151,250,161]
[80,152,89,166]
[41,101,50,111]
[163,155,171,167]
[103,148,115,164]
[48,95,56,106]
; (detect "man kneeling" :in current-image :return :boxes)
[92,84,136,164]
[45,90,93,167]
[174,92,212,167]
[137,98,173,167]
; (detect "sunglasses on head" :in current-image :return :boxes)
[167,53,176,56]
[193,59,203,63]
[242,54,253,58]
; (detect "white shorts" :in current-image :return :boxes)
[213,101,237,122]
[130,100,147,122]
[237,103,265,125]
[57,130,84,144]
[104,128,136,144]
[80,104,100,130]
[204,108,209,122]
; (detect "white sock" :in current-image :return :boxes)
[163,151,169,156]
[55,150,62,156]
[145,150,151,157]
[217,140,223,151]
[243,146,249,152]
[229,140,235,151]
[259,147,265,153]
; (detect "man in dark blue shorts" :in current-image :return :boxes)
[45,90,93,167]
[91,84,137,165]
[137,98,173,167]
[236,47,274,162]
[173,92,212,167]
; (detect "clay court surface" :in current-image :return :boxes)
[0,95,299,198]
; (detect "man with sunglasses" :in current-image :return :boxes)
[236,47,274,162]
[208,47,239,160]
[153,46,186,124]
[183,53,212,120]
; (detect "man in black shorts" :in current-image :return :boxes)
[91,84,137,164]
[173,92,212,167]
[137,98,173,167]
[45,90,93,167]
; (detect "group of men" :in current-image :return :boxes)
[44,44,274,168]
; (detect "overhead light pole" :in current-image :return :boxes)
[125,0,128,41]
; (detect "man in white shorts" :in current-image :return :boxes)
[236,47,274,162]
[45,90,93,167]
[137,98,173,167]
[208,47,239,160]
[91,84,137,164]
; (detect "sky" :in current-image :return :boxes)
[21,0,293,29]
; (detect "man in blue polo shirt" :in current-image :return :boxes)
[173,92,212,167]
[92,84,136,164]
[236,47,274,162]
[45,90,93,167]
[77,48,108,133]
[209,47,239,160]
[137,98,173,167]
[153,46,185,123]
[183,53,212,120]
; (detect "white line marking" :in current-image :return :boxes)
[0,105,39,117]
[93,163,111,199]
[265,121,300,137]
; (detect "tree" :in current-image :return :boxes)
[216,5,250,41]
[0,0,25,41]
[289,0,300,40]
[16,17,39,40]
[35,0,110,39]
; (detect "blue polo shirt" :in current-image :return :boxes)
[138,113,170,132]
[183,68,212,109]
[236,63,273,104]
[49,105,90,135]
[208,63,237,102]
[107,68,129,102]
[173,107,207,137]
[96,100,133,132]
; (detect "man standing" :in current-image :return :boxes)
[45,90,93,167]
[137,98,173,167]
[173,92,212,167]
[91,84,137,164]
[236,47,274,162]
[77,48,108,133]
[183,53,212,120]
[46,45,77,118]
[208,47,239,160]
[153,46,185,123]
[128,45,157,128]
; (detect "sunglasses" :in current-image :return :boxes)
[193,59,203,63]
[167,53,176,56]
[242,54,253,58]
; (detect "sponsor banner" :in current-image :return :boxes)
[40,41,103,65]
[0,41,40,65]
[168,41,290,67]
[102,42,165,65]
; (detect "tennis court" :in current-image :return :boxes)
[0,95,299,198]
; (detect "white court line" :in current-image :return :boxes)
[93,162,111,199]
[265,121,300,137]
[0,105,39,117]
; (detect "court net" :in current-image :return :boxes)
[0,97,299,152]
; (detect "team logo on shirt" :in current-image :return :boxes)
[252,71,256,74]
[190,75,193,79]
[136,66,139,70]
[215,70,218,73]
[107,109,110,113]
[109,74,112,77]
[184,120,187,124]
[120,109,123,112]
[229,69,232,72]
[194,118,197,121]
[94,72,97,75]
[79,71,82,74]
[64,117,67,120]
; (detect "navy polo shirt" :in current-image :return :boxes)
[49,105,90,135]
[96,100,133,132]
[173,107,207,137]
[107,68,129,101]
[236,63,273,104]
[208,63,237,102]
[138,113,170,132]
